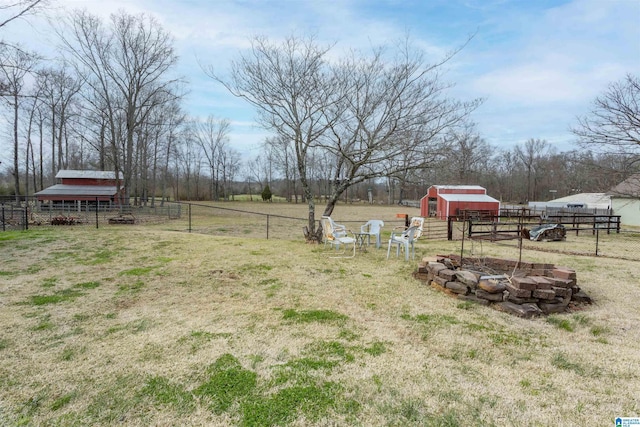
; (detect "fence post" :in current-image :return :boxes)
[188,203,192,233]
[266,214,270,239]
[595,226,599,256]
[447,216,453,241]
[95,197,99,229]
[24,205,28,230]
[1,204,4,232]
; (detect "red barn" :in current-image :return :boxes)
[420,185,500,220]
[35,170,124,207]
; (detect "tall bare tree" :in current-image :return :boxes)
[515,138,549,202]
[263,135,297,201]
[572,74,640,155]
[572,74,640,192]
[218,145,240,200]
[158,99,185,206]
[176,132,203,200]
[208,35,339,235]
[0,44,39,199]
[210,34,480,239]
[58,9,182,204]
[320,41,481,216]
[36,65,83,177]
[190,115,231,201]
[439,121,494,183]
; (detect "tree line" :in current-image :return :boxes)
[0,3,638,237]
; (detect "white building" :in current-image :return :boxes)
[608,174,640,227]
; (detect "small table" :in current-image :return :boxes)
[353,232,369,251]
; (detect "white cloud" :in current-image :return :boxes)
[1,0,638,161]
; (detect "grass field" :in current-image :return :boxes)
[0,202,639,426]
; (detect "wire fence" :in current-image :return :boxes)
[2,199,639,261]
[449,217,640,262]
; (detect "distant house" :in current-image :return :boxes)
[608,174,640,227]
[420,185,500,220]
[528,193,612,212]
[35,170,124,208]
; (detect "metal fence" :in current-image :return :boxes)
[2,198,639,261]
[1,199,183,231]
[454,220,640,261]
[0,199,312,240]
[1,204,28,231]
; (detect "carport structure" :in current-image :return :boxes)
[35,170,124,209]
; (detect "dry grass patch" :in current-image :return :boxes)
[0,213,639,425]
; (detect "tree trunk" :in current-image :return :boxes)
[13,94,20,201]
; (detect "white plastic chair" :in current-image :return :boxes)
[387,225,418,261]
[360,220,384,248]
[320,216,356,258]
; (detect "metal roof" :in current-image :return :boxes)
[433,185,485,191]
[439,193,500,203]
[55,170,117,180]
[35,184,119,197]
[548,193,611,208]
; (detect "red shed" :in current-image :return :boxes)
[420,185,500,220]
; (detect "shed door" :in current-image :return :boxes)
[428,198,437,217]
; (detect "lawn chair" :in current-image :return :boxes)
[321,216,346,246]
[320,216,356,258]
[387,225,419,261]
[360,220,384,248]
[409,216,425,240]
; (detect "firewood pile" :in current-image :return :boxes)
[413,254,591,318]
[108,213,136,224]
[51,216,83,226]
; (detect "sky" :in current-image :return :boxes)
[1,0,640,162]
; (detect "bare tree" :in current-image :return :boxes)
[572,74,640,192]
[190,115,231,201]
[218,145,240,200]
[159,100,185,206]
[21,71,45,195]
[263,135,298,201]
[58,9,182,204]
[0,0,46,30]
[0,44,39,199]
[176,133,203,201]
[246,151,273,199]
[36,64,83,177]
[514,138,549,202]
[440,121,494,183]
[209,34,480,239]
[207,35,339,235]
[572,74,640,156]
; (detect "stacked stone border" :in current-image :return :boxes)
[413,254,592,318]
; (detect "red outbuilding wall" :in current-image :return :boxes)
[420,185,500,220]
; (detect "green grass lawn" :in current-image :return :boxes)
[0,220,638,426]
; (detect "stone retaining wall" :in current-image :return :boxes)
[413,254,592,318]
